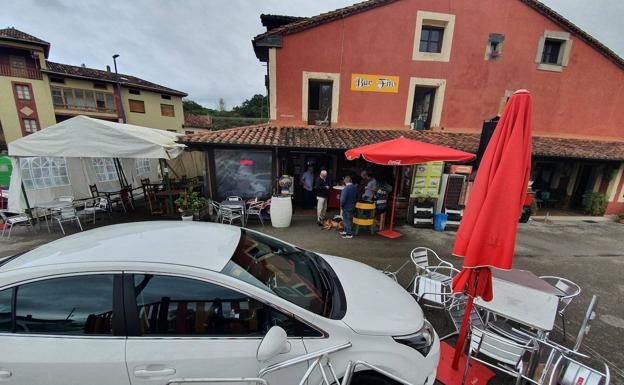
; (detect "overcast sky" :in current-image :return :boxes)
[2,0,622,109]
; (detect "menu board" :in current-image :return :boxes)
[410,161,444,198]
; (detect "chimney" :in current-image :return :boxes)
[106,65,111,72]
[81,63,86,68]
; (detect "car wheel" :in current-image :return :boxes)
[350,371,401,385]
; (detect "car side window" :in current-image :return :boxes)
[14,275,115,335]
[0,289,11,332]
[133,274,321,337]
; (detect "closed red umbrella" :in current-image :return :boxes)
[450,89,533,369]
[346,136,475,238]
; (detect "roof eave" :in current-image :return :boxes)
[41,68,187,96]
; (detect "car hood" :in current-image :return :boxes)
[320,254,424,336]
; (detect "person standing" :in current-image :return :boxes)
[340,175,358,239]
[314,170,330,224]
[362,171,378,201]
[300,166,315,209]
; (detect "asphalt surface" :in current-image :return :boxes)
[1,211,623,384]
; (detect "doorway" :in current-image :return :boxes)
[307,80,333,125]
[411,86,437,130]
[571,164,600,209]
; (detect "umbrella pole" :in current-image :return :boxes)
[378,166,402,239]
[451,268,480,370]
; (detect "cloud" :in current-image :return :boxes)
[2,0,621,109]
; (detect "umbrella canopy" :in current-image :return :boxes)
[8,115,185,159]
[346,136,474,238]
[449,89,533,370]
[345,136,475,165]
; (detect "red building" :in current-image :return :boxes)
[186,0,624,216]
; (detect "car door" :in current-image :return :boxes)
[124,273,313,385]
[0,273,130,385]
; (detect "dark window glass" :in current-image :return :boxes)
[213,149,272,199]
[223,230,332,317]
[0,289,11,332]
[93,82,107,89]
[15,275,114,335]
[49,77,65,84]
[161,94,171,100]
[419,26,444,53]
[542,39,562,64]
[129,89,141,95]
[308,82,321,110]
[134,274,320,337]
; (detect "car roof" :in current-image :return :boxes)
[1,221,242,272]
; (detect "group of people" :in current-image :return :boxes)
[300,167,378,239]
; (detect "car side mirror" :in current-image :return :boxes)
[257,326,290,362]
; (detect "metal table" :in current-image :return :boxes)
[475,268,564,333]
[35,200,73,232]
[220,200,246,226]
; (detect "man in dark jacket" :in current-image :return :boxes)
[314,170,331,223]
[340,175,358,239]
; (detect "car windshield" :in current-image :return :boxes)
[222,229,333,317]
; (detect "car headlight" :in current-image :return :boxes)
[393,320,435,356]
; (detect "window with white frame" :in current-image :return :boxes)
[535,30,573,72]
[135,158,151,176]
[23,119,38,134]
[20,157,70,190]
[15,84,31,100]
[92,158,118,182]
[412,11,456,62]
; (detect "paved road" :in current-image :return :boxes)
[2,214,623,383]
[257,216,624,384]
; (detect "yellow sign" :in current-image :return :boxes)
[410,161,444,198]
[351,74,399,93]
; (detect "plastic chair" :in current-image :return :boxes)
[0,209,34,239]
[540,276,581,340]
[410,247,459,309]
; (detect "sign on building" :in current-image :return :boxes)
[351,74,399,93]
[410,161,444,198]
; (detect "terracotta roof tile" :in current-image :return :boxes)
[254,0,624,70]
[181,125,624,161]
[43,61,187,96]
[183,113,212,129]
[0,27,50,56]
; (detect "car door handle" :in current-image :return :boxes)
[0,369,12,379]
[134,368,176,378]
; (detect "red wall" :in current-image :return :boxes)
[273,0,624,139]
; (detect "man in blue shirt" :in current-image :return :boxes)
[340,175,358,239]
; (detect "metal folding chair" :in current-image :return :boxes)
[540,276,581,340]
[220,206,243,226]
[409,247,459,309]
[52,205,83,235]
[0,209,34,239]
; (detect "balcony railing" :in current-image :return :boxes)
[0,64,42,80]
[52,102,117,114]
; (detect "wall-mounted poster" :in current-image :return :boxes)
[351,74,400,93]
[410,161,444,198]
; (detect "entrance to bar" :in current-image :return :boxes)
[286,151,336,208]
[571,164,601,209]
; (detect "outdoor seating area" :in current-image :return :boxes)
[214,196,271,226]
[381,246,609,385]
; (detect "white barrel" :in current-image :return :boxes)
[270,196,292,228]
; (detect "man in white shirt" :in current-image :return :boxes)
[300,166,315,209]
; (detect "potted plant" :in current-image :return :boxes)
[175,190,208,221]
[582,192,607,216]
[617,213,624,224]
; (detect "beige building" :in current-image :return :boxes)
[0,27,187,149]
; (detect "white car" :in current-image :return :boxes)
[0,221,439,385]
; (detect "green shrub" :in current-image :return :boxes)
[582,192,607,216]
[617,212,624,222]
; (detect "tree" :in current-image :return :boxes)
[182,99,212,115]
[233,94,268,118]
